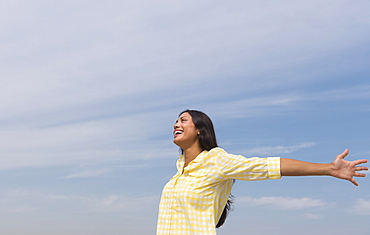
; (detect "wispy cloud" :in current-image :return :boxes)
[206,84,370,120]
[47,193,160,214]
[351,199,370,215]
[208,94,302,119]
[0,188,160,215]
[1,0,369,125]
[236,196,328,210]
[0,189,39,213]
[62,168,111,179]
[0,110,175,170]
[89,194,160,213]
[240,142,316,156]
[306,85,370,103]
[0,1,369,234]
[302,213,322,220]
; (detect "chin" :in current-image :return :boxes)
[173,139,181,147]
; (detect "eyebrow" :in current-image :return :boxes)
[175,115,188,123]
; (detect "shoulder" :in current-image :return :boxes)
[207,147,229,156]
[206,147,237,162]
[198,147,228,163]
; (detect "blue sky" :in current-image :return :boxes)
[1,0,370,234]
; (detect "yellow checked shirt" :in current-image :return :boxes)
[156,147,281,235]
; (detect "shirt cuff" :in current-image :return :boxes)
[267,157,281,179]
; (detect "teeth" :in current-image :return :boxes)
[174,131,183,134]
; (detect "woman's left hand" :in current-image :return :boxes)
[330,149,368,186]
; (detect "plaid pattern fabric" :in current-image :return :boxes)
[156,147,281,235]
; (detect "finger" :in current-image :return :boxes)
[354,159,368,166]
[354,172,367,177]
[338,149,349,159]
[350,178,359,186]
[355,166,369,172]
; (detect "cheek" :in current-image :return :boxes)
[191,131,200,141]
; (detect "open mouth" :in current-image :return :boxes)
[174,130,183,136]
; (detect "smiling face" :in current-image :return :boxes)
[173,112,200,150]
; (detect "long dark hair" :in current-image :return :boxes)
[179,109,234,228]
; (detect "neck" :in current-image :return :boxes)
[182,145,202,167]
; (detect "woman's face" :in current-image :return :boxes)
[173,112,200,149]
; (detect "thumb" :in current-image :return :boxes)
[337,149,349,159]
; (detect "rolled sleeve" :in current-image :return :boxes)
[213,147,281,181]
[267,157,281,179]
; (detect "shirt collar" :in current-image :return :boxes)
[176,150,208,172]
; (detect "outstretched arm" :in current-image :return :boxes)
[280,149,368,186]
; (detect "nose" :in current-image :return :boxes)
[174,121,180,129]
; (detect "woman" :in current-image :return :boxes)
[156,110,368,235]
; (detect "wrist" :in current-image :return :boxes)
[325,163,334,176]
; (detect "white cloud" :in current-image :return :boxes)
[0,108,179,170]
[206,85,370,120]
[89,194,160,213]
[307,85,370,103]
[0,188,160,215]
[0,189,38,214]
[237,196,327,210]
[302,213,322,220]
[45,193,160,214]
[1,0,369,122]
[0,188,159,235]
[0,1,369,235]
[0,114,148,169]
[206,94,302,119]
[240,142,316,156]
[62,167,111,179]
[351,199,370,215]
